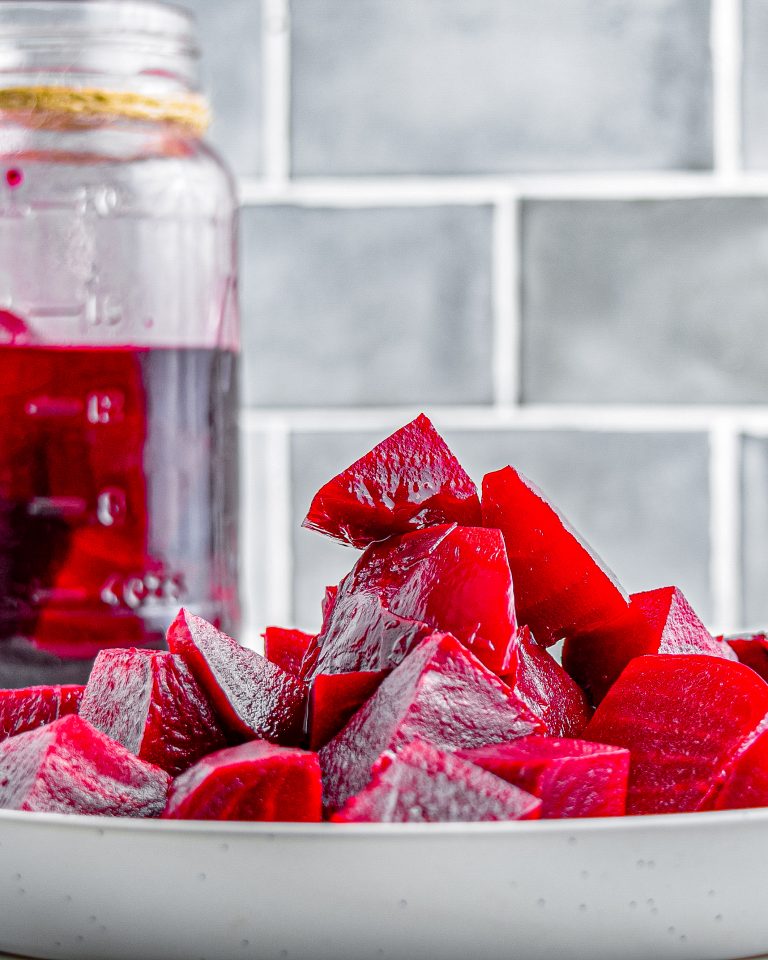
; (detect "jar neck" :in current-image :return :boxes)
[0,2,199,97]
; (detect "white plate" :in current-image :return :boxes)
[0,808,766,960]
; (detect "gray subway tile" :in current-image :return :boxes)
[240,205,494,407]
[743,0,768,168]
[290,0,712,176]
[522,198,768,404]
[241,427,268,639]
[290,426,711,631]
[179,0,262,175]
[741,434,768,627]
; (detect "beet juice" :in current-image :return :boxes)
[0,339,239,681]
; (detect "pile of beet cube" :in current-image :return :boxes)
[2,414,768,823]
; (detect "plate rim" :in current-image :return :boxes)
[1,805,768,837]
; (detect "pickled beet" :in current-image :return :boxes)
[303,414,481,549]
[0,714,170,816]
[584,655,768,814]
[301,592,434,680]
[307,669,388,750]
[307,524,518,677]
[510,627,591,738]
[332,739,541,823]
[163,740,322,822]
[320,585,338,628]
[563,585,736,704]
[482,466,630,648]
[460,736,629,818]
[79,648,226,775]
[727,632,768,683]
[0,684,83,742]
[320,632,542,812]
[711,727,768,810]
[167,609,307,745]
[262,626,315,677]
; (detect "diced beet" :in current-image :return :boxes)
[301,592,434,680]
[0,684,83,743]
[320,632,543,812]
[728,633,768,683]
[163,740,322,822]
[563,585,737,704]
[332,739,541,823]
[79,649,226,776]
[307,670,388,750]
[60,684,83,712]
[584,655,768,814]
[262,626,315,677]
[510,627,591,738]
[321,585,338,623]
[0,715,170,816]
[460,735,629,818]
[302,414,481,549]
[167,609,307,746]
[632,587,732,657]
[482,466,630,648]
[711,727,768,810]
[292,589,338,678]
[307,525,518,677]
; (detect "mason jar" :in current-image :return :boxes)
[0,0,240,685]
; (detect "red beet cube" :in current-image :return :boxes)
[712,727,768,810]
[307,670,388,750]
[584,655,768,814]
[320,632,543,812]
[510,627,591,738]
[727,633,768,683]
[262,626,315,677]
[163,740,322,822]
[563,585,737,704]
[303,414,481,549]
[301,592,434,680]
[79,648,226,776]
[0,684,83,743]
[321,585,338,622]
[460,735,629,818]
[0,715,170,816]
[307,524,518,677]
[332,739,541,823]
[167,609,307,746]
[482,466,629,647]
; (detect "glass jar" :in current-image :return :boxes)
[0,1,240,685]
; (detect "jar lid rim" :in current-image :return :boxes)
[0,1,197,52]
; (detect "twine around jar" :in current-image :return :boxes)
[0,85,210,135]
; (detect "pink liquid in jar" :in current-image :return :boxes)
[0,317,239,683]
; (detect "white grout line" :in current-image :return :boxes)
[239,425,255,645]
[236,172,768,207]
[709,420,743,633]
[261,0,291,184]
[711,0,743,176]
[261,418,294,626]
[241,405,768,435]
[492,199,519,406]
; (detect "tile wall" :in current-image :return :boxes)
[180,0,768,639]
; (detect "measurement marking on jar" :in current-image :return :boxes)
[97,488,126,526]
[101,573,186,610]
[86,390,124,424]
[30,587,88,604]
[26,496,88,518]
[25,395,83,417]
